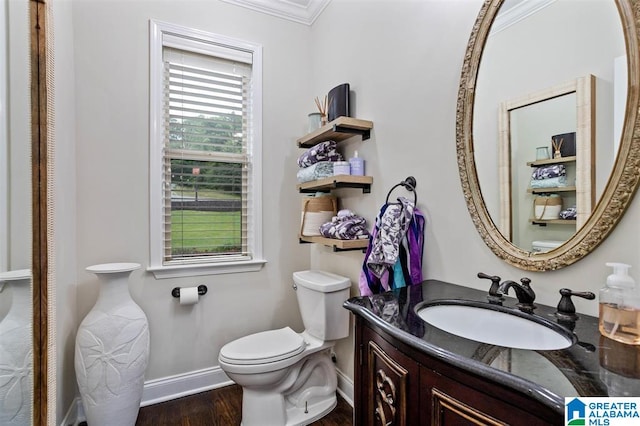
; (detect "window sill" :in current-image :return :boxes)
[147,259,267,279]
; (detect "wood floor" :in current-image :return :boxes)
[134,384,353,426]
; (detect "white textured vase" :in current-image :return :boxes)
[75,263,149,426]
[0,269,32,426]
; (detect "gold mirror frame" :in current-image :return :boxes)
[456,0,640,271]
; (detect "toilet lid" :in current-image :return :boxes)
[219,327,306,365]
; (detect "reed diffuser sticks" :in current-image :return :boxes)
[314,95,331,125]
[552,137,564,159]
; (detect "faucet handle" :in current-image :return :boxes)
[520,277,531,287]
[477,272,504,304]
[556,288,596,321]
[477,272,500,280]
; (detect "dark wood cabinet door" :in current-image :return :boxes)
[429,387,507,426]
[422,367,556,426]
[357,323,420,425]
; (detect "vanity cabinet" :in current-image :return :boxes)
[296,117,373,251]
[354,317,562,425]
[358,324,421,425]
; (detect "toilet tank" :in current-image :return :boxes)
[532,240,563,253]
[293,270,351,341]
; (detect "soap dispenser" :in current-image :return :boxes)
[599,262,640,345]
[349,151,365,176]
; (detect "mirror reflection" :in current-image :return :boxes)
[499,78,593,251]
[473,0,626,252]
[1,0,34,424]
[474,344,605,397]
[511,94,579,250]
[488,348,578,396]
[599,335,640,396]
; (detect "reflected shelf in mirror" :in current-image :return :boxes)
[527,155,576,167]
[528,187,577,194]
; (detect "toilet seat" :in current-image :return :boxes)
[219,327,306,365]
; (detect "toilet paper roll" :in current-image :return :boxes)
[179,287,199,305]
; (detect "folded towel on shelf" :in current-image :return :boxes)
[529,175,568,189]
[319,209,370,240]
[531,164,566,180]
[559,206,577,220]
[296,161,334,183]
[297,140,343,167]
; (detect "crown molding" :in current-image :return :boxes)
[490,0,556,36]
[220,0,331,25]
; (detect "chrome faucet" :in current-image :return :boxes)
[498,278,536,313]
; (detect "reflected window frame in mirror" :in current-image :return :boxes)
[456,0,640,271]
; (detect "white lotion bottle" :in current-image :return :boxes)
[349,151,365,176]
[599,262,640,345]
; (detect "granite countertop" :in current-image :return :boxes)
[344,279,640,414]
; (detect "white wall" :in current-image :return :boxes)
[7,0,31,271]
[52,0,79,421]
[68,0,313,413]
[55,0,640,420]
[309,0,640,381]
[1,0,32,321]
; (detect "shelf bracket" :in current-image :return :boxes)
[299,238,367,252]
[333,181,371,193]
[299,188,331,194]
[298,181,371,194]
[332,245,368,253]
[332,124,371,141]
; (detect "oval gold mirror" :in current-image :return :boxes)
[457,0,640,271]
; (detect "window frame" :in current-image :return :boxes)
[148,20,265,279]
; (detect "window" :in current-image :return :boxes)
[149,21,265,278]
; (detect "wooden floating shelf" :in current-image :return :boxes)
[530,219,577,226]
[297,175,373,193]
[299,235,369,251]
[297,117,374,148]
[528,186,576,194]
[527,156,576,167]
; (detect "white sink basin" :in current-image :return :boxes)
[415,300,575,350]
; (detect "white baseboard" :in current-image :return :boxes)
[141,365,233,407]
[59,397,83,426]
[59,366,232,426]
[336,367,354,407]
[61,365,353,425]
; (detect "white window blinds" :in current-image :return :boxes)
[162,45,253,263]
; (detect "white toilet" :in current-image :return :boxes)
[218,270,351,426]
[531,240,563,253]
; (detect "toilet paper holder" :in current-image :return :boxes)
[171,285,208,298]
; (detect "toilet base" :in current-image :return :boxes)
[284,394,337,426]
[240,394,336,426]
[237,349,339,426]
